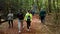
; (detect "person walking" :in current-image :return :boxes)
[39,8,46,24]
[7,9,13,28]
[31,9,35,16]
[24,10,32,31]
[17,9,24,33]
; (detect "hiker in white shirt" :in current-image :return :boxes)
[7,9,13,28]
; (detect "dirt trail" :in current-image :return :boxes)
[0,14,56,34]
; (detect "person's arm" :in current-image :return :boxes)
[39,11,41,16]
[7,14,10,20]
[44,11,46,16]
[7,14,9,18]
[24,14,27,21]
[30,14,32,21]
[12,14,14,19]
[22,13,24,19]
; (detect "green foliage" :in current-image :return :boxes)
[0,0,60,19]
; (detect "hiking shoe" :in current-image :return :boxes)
[23,26,24,28]
[27,29,29,31]
[18,31,21,33]
[29,27,31,29]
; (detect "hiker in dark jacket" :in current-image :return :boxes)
[17,9,24,33]
[31,9,35,16]
[39,8,46,24]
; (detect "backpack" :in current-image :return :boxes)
[27,15,30,21]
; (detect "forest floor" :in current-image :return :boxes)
[0,14,60,34]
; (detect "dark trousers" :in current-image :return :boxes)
[8,20,13,28]
[40,16,45,23]
[26,21,31,29]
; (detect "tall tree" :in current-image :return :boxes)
[48,0,51,13]
[53,0,56,9]
[57,0,59,13]
[36,0,40,11]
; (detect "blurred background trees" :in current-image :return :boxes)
[0,0,60,25]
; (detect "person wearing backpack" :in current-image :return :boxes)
[7,9,13,28]
[39,8,46,24]
[24,10,32,31]
[17,9,24,33]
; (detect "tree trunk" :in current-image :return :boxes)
[0,15,1,24]
[36,0,40,11]
[48,0,51,13]
[56,0,58,13]
[53,0,55,9]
